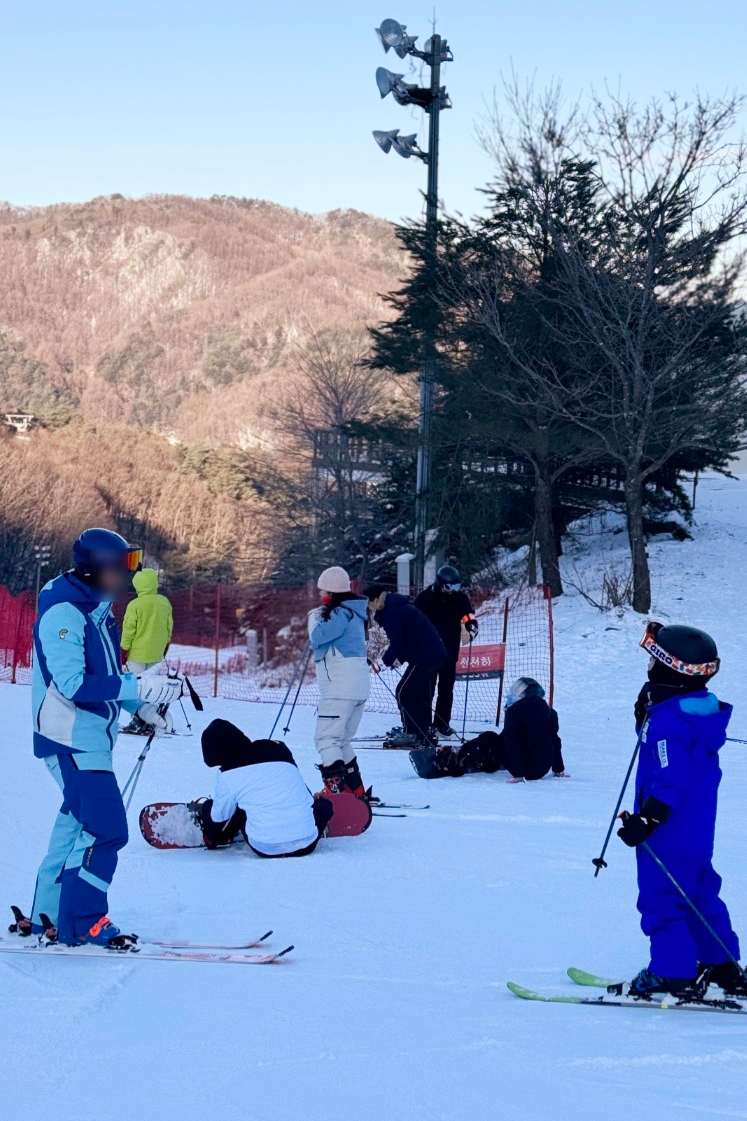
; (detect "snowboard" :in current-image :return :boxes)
[409,746,446,779]
[139,802,221,849]
[322,791,373,837]
[139,793,372,849]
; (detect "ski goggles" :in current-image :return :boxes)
[640,621,720,677]
[442,582,461,592]
[93,547,143,573]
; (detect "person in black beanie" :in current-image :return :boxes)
[199,719,333,857]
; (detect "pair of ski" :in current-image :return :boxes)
[509,968,745,1014]
[2,923,292,966]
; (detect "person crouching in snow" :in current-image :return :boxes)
[309,566,371,798]
[411,677,567,780]
[199,719,334,857]
[121,566,174,735]
[618,622,746,1001]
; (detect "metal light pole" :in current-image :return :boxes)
[373,18,452,585]
[34,543,51,611]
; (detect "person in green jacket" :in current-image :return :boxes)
[121,568,174,735]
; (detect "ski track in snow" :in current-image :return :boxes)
[1,474,747,1120]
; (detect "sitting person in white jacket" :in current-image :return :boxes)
[308,566,371,798]
[200,719,334,858]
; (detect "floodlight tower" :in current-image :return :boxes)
[373,17,453,584]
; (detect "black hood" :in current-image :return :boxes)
[202,719,253,771]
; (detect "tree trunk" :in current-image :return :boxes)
[534,471,563,597]
[625,475,651,613]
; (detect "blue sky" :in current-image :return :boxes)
[1,1,744,222]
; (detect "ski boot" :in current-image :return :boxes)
[383,730,421,749]
[698,961,747,998]
[8,905,33,937]
[344,757,368,799]
[317,761,348,796]
[626,968,704,1001]
[121,713,151,736]
[74,916,138,951]
[435,723,457,738]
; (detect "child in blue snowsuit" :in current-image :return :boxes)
[21,529,181,949]
[618,621,745,999]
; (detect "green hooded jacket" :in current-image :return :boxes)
[121,569,174,664]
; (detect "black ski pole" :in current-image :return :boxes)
[282,647,313,736]
[269,644,309,739]
[640,841,747,988]
[178,696,192,732]
[183,674,204,712]
[727,737,747,745]
[592,725,645,877]
[372,662,433,746]
[461,639,474,743]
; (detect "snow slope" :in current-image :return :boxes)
[2,474,746,1121]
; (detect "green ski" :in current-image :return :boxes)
[567,967,623,988]
[507,981,745,1014]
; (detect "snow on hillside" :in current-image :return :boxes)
[1,474,746,1121]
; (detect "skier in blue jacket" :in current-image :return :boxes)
[618,621,745,999]
[16,529,182,949]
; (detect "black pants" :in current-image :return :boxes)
[396,663,438,738]
[429,656,458,732]
[452,732,563,780]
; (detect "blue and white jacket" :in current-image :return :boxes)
[635,690,732,856]
[308,598,370,701]
[32,573,141,769]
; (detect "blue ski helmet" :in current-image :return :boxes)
[73,528,142,583]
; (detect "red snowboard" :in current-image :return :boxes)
[320,791,373,837]
[139,794,372,849]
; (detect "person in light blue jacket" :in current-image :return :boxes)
[21,529,181,949]
[308,566,370,797]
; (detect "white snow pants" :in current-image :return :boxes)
[314,697,366,766]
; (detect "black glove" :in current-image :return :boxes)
[617,796,671,848]
[465,619,479,637]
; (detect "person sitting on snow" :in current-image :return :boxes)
[410,677,567,781]
[198,719,334,858]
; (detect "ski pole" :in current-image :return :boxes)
[640,841,747,988]
[727,737,747,745]
[178,696,192,732]
[269,644,310,739]
[371,662,433,745]
[592,725,645,877]
[461,639,474,743]
[121,698,172,811]
[282,647,313,735]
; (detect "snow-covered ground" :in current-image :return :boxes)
[2,474,746,1121]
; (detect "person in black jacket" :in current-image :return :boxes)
[366,585,447,746]
[411,677,568,780]
[414,565,478,736]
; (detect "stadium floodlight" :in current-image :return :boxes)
[375,18,418,58]
[372,128,400,154]
[392,133,426,161]
[376,67,432,109]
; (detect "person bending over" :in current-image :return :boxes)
[199,719,333,858]
[366,585,446,748]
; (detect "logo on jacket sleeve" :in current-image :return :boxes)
[658,739,669,768]
[59,629,68,640]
